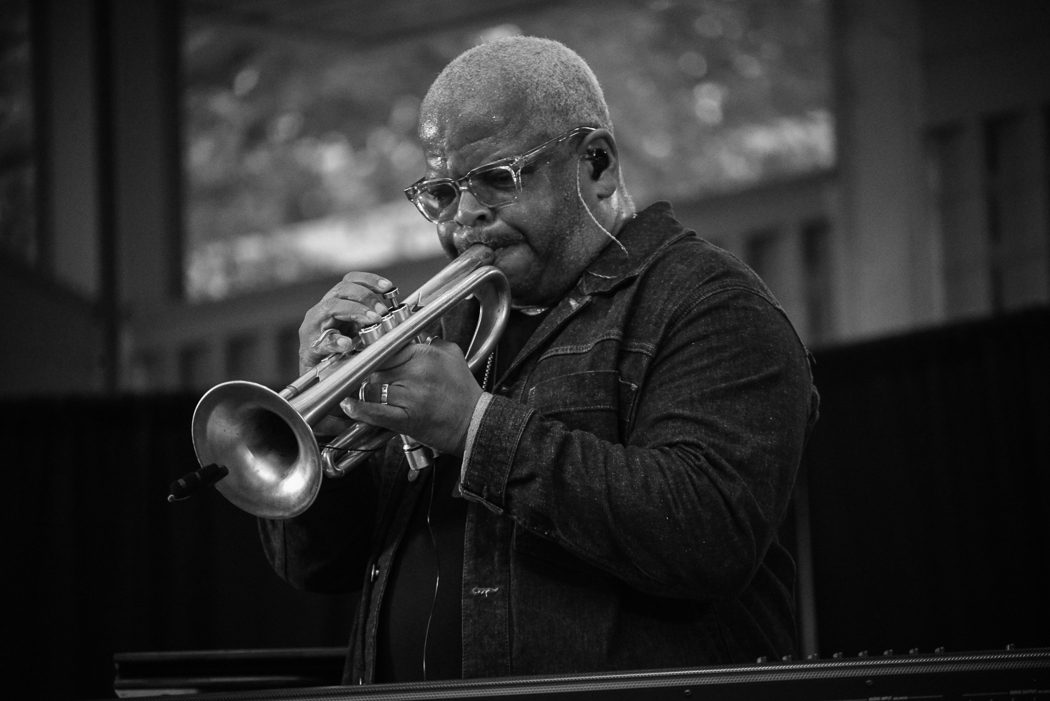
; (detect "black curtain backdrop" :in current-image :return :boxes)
[4,393,357,701]
[3,306,1048,700]
[805,306,1050,656]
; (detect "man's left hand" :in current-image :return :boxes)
[339,339,484,457]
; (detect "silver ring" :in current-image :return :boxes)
[424,335,435,346]
[380,383,389,405]
[358,382,367,402]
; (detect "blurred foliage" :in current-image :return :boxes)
[183,0,832,300]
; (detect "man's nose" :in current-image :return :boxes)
[453,188,491,228]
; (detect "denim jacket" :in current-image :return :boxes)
[260,202,819,684]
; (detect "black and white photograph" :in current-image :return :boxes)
[1,1,1048,699]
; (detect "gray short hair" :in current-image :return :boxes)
[421,36,613,139]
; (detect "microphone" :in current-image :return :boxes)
[168,463,229,502]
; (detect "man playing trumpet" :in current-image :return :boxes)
[260,36,819,685]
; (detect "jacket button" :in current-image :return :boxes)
[370,564,379,582]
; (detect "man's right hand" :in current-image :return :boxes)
[298,271,396,374]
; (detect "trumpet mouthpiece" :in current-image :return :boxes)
[464,243,495,265]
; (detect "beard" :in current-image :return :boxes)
[506,173,600,307]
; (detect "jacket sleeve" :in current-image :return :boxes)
[458,282,818,601]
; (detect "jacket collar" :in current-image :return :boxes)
[575,201,692,297]
[487,202,693,385]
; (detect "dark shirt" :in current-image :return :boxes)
[375,309,549,682]
[374,454,465,682]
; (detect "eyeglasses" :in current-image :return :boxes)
[404,126,596,223]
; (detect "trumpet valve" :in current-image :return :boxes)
[358,321,385,346]
[380,303,410,332]
[403,437,434,481]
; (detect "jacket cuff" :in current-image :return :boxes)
[458,394,534,513]
[460,391,494,474]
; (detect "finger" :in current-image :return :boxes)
[339,396,407,431]
[353,381,397,405]
[317,297,386,331]
[324,271,396,299]
[365,341,465,387]
[369,342,455,387]
[368,343,424,375]
[428,338,465,358]
[322,274,397,318]
[299,324,363,373]
[300,299,381,366]
[300,319,357,365]
[311,328,355,356]
[313,413,354,438]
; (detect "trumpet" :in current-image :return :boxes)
[189,245,511,519]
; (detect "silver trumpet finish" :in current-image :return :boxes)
[190,245,511,519]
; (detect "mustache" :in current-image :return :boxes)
[453,229,523,254]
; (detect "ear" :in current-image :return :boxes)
[579,129,619,199]
[585,148,610,178]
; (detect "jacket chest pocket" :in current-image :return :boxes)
[526,370,636,443]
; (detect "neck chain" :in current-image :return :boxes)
[482,350,495,392]
[514,305,550,316]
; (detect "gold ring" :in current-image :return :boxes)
[380,383,389,405]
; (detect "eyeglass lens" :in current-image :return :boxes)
[417,165,520,221]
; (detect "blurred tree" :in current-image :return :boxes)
[183,0,831,300]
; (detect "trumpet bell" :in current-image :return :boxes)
[192,381,321,519]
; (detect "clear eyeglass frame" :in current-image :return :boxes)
[404,125,596,223]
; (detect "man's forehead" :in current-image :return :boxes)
[421,94,531,159]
